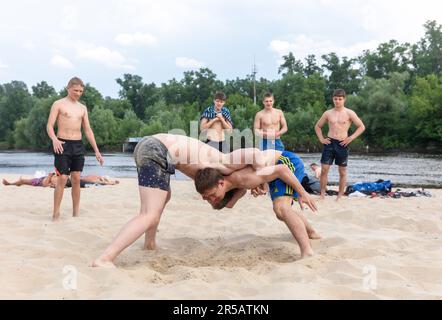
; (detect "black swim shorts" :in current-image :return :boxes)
[134,136,175,191]
[54,138,86,175]
[320,138,348,167]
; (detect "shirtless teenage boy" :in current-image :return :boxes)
[254,92,288,151]
[46,77,104,220]
[314,89,365,200]
[92,134,317,267]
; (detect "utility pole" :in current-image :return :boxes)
[252,56,257,105]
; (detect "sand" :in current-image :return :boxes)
[0,173,441,299]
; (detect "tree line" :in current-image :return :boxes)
[1,20,441,153]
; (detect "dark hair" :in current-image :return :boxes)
[67,77,85,88]
[213,91,226,101]
[310,163,318,167]
[332,89,346,98]
[262,92,274,100]
[194,168,223,194]
[212,189,236,210]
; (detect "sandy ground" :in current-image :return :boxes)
[0,173,441,299]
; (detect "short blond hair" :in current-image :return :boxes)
[67,77,85,88]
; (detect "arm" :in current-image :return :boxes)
[314,112,331,145]
[82,108,104,165]
[200,117,219,131]
[225,188,247,209]
[223,148,268,173]
[276,111,288,138]
[217,114,233,132]
[253,164,318,212]
[253,113,266,138]
[340,111,366,147]
[46,102,64,154]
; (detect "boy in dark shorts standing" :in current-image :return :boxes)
[46,77,104,221]
[314,89,365,201]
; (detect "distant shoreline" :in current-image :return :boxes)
[0,148,441,157]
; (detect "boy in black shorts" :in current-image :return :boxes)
[314,89,365,200]
[47,77,103,220]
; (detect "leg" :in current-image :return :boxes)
[143,189,171,250]
[273,196,314,258]
[296,211,321,239]
[319,164,330,199]
[53,175,69,221]
[337,166,347,201]
[92,186,169,267]
[70,171,82,217]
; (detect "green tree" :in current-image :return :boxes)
[102,97,132,119]
[347,72,410,149]
[360,40,412,79]
[32,81,57,99]
[321,52,361,103]
[411,20,442,77]
[409,74,442,148]
[180,68,224,107]
[0,81,33,142]
[116,74,160,119]
[116,109,143,142]
[89,106,119,148]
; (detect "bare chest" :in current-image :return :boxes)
[260,112,280,126]
[58,106,84,122]
[328,111,351,126]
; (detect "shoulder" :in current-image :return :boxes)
[345,108,358,117]
[322,109,331,117]
[52,98,64,108]
[79,102,88,113]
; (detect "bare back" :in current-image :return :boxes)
[53,97,87,140]
[154,134,227,179]
[153,134,282,179]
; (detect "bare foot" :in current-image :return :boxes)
[2,179,10,185]
[91,259,116,268]
[335,196,343,202]
[52,216,61,222]
[308,230,322,240]
[319,194,325,200]
[301,249,315,259]
[143,242,157,250]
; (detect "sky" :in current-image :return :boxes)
[1,0,442,98]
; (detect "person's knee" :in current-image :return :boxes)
[139,211,161,227]
[273,202,291,221]
[70,175,81,184]
[338,167,347,177]
[58,175,69,184]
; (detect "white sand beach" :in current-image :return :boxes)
[0,174,441,299]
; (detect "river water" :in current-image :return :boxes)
[0,151,441,188]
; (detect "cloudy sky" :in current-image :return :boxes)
[1,0,442,97]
